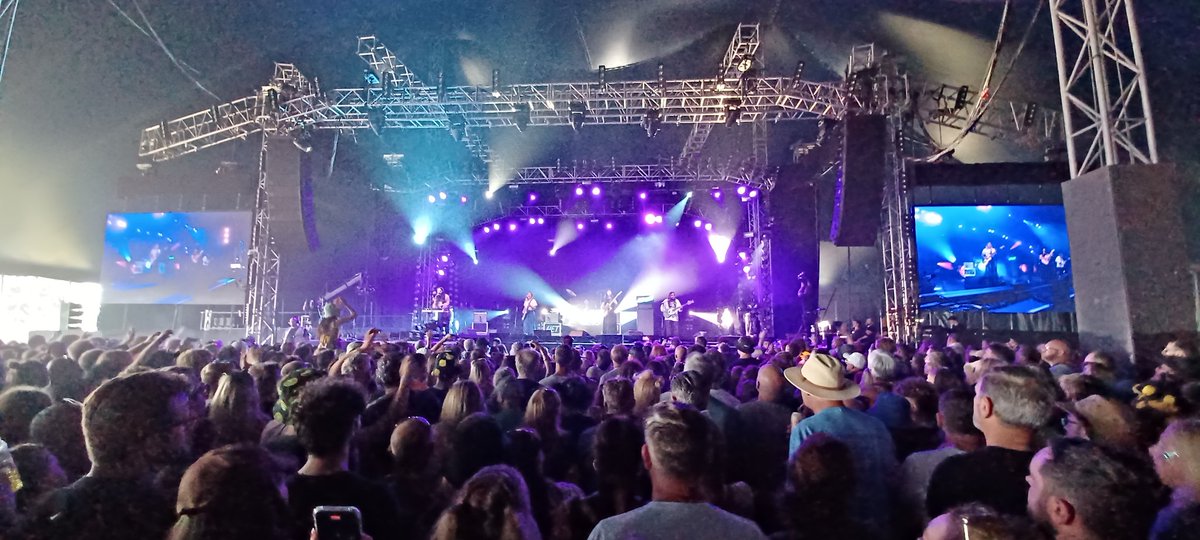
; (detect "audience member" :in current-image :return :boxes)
[169,444,292,540]
[1042,339,1078,379]
[785,353,895,535]
[1027,437,1167,540]
[1150,418,1200,539]
[431,464,541,540]
[588,402,765,540]
[898,388,983,532]
[776,433,872,540]
[927,365,1057,517]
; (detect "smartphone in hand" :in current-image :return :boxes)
[313,506,362,540]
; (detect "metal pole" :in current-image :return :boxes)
[1081,0,1118,168]
[1049,0,1082,178]
[1122,0,1159,163]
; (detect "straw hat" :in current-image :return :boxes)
[783,353,861,400]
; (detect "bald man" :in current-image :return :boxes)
[1042,339,1078,379]
[736,364,794,492]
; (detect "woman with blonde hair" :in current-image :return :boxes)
[470,357,495,398]
[431,464,541,540]
[524,387,573,481]
[208,372,269,446]
[633,370,662,418]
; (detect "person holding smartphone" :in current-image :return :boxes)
[287,379,402,540]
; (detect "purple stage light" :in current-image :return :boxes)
[736,186,747,195]
[655,215,664,224]
[738,251,748,261]
[749,189,759,198]
[536,217,545,225]
[460,195,468,204]
[742,265,751,274]
[712,190,722,199]
[528,217,537,225]
[591,186,602,196]
[704,222,713,231]
[508,223,517,231]
[436,269,446,276]
[483,225,492,233]
[644,213,656,225]
[693,219,702,228]
[575,186,584,196]
[638,192,647,200]
[440,255,449,263]
[605,222,614,230]
[529,193,538,202]
[576,222,585,231]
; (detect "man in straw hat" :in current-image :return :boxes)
[785,352,897,535]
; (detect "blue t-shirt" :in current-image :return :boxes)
[790,406,897,532]
[588,500,766,540]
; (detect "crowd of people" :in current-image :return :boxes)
[0,311,1198,540]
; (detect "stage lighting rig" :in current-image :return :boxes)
[954,85,970,111]
[568,101,587,131]
[448,114,467,141]
[367,109,387,137]
[736,54,755,72]
[492,69,502,98]
[513,103,531,132]
[792,61,806,88]
[641,108,662,138]
[363,69,381,87]
[723,97,743,127]
[291,125,314,153]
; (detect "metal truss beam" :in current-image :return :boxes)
[912,82,1062,150]
[245,137,280,343]
[1049,0,1158,177]
[374,161,774,192]
[139,75,848,162]
[355,35,493,164]
[680,23,762,164]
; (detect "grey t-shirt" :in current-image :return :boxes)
[588,500,765,540]
[898,445,964,525]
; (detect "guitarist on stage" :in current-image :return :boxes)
[601,290,623,335]
[521,292,539,336]
[660,292,693,338]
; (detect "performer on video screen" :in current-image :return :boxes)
[601,290,623,335]
[982,242,997,264]
[522,292,539,335]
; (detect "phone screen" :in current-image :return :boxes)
[314,506,362,540]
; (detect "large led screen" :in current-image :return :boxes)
[101,212,251,304]
[914,205,1074,313]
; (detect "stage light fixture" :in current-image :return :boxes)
[736,186,747,195]
[440,255,449,263]
[591,186,602,197]
[492,69,502,98]
[363,69,381,86]
[548,249,557,257]
[749,189,759,198]
[427,194,437,203]
[693,219,702,228]
[513,103,531,132]
[536,217,545,225]
[644,214,657,225]
[528,192,537,202]
[437,70,446,101]
[485,190,495,200]
[483,225,491,233]
[575,186,584,196]
[598,65,606,87]
[436,269,446,277]
[1022,102,1039,129]
[654,215,664,224]
[736,54,754,73]
[605,222,614,230]
[460,195,468,204]
[712,189,722,199]
[508,223,517,231]
[704,223,713,231]
[568,101,587,130]
[638,192,647,200]
[792,60,806,88]
[367,108,387,137]
[723,97,743,127]
[291,126,314,153]
[954,85,970,111]
[447,114,466,142]
[576,223,585,231]
[528,217,537,225]
[641,108,662,138]
[439,192,447,200]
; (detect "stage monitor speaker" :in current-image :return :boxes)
[831,114,887,247]
[265,136,319,251]
[1063,164,1196,360]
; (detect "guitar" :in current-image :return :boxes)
[602,291,624,314]
[661,299,695,320]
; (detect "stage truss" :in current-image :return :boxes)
[138,21,1070,342]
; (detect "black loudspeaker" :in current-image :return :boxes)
[1062,164,1196,360]
[831,114,888,246]
[266,137,319,251]
[771,163,821,335]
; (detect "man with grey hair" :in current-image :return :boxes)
[669,371,711,410]
[927,365,1058,517]
[588,402,765,540]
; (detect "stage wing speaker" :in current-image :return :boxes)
[831,114,888,246]
[1062,164,1196,360]
[265,136,319,251]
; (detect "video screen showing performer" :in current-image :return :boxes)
[914,205,1074,313]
